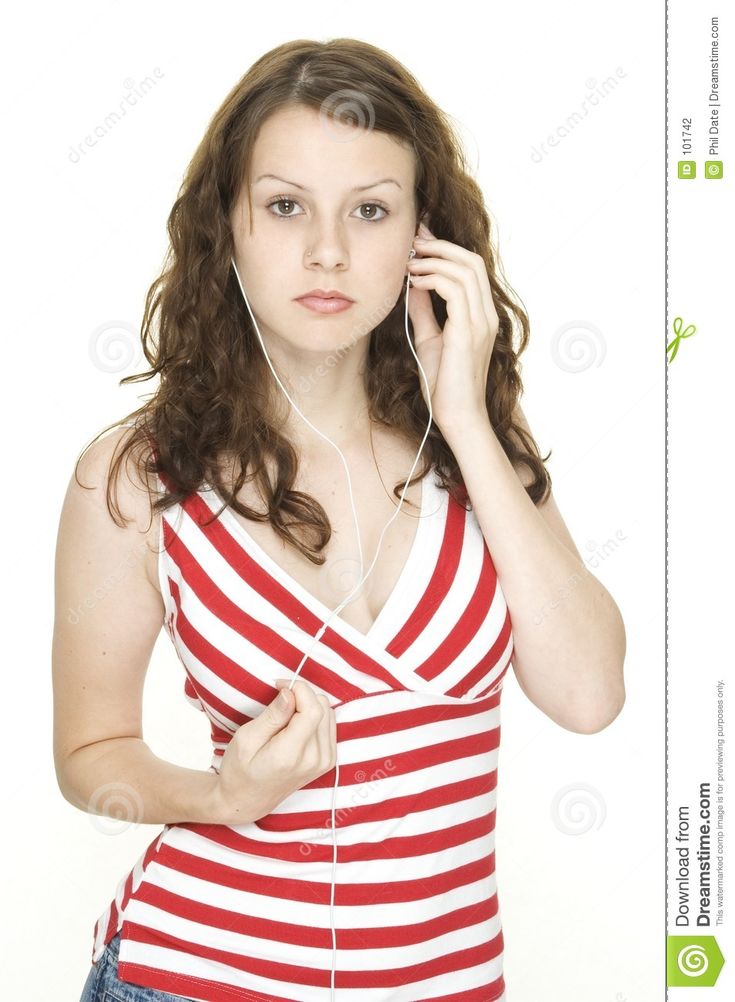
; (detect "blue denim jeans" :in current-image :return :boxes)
[79,931,186,1001]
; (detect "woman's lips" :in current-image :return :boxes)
[295,296,354,314]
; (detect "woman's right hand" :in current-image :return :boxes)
[212,678,337,826]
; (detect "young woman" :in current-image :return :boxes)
[55,37,626,1002]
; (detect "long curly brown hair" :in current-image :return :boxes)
[76,36,551,565]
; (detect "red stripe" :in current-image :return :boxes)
[146,843,498,920]
[178,804,497,867]
[313,719,501,795]
[473,654,512,700]
[332,931,504,991]
[418,545,498,683]
[129,876,501,950]
[417,982,505,1002]
[106,827,169,947]
[121,918,505,993]
[446,613,513,699]
[386,491,466,656]
[186,754,497,839]
[99,904,119,959]
[120,919,325,995]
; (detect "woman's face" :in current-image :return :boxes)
[229,103,419,354]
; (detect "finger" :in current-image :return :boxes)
[408,269,477,337]
[329,702,337,765]
[313,695,333,770]
[409,257,484,331]
[277,679,324,751]
[406,278,442,338]
[319,698,337,771]
[274,677,314,703]
[414,240,497,323]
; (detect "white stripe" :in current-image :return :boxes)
[120,890,504,973]
[158,794,498,889]
[146,833,500,927]
[407,508,487,665]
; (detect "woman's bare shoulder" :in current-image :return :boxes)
[72,425,163,592]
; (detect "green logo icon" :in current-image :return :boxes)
[705,160,723,179]
[678,161,696,179]
[666,935,725,986]
[667,316,697,363]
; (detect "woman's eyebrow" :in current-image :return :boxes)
[254,174,403,192]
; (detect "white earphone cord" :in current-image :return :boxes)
[229,249,432,1000]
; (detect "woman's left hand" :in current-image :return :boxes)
[406,219,499,434]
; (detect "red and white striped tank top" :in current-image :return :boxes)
[91,458,513,1001]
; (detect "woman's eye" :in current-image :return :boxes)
[267,198,302,218]
[357,203,389,221]
[265,198,390,222]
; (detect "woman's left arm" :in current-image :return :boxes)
[408,223,626,733]
[442,402,627,735]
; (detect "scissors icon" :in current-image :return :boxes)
[667,317,696,363]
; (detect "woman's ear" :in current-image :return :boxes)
[416,212,432,236]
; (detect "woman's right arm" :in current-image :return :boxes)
[52,428,224,826]
[53,427,338,828]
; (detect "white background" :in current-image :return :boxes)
[3,1,662,999]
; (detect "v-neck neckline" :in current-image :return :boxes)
[204,467,439,648]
